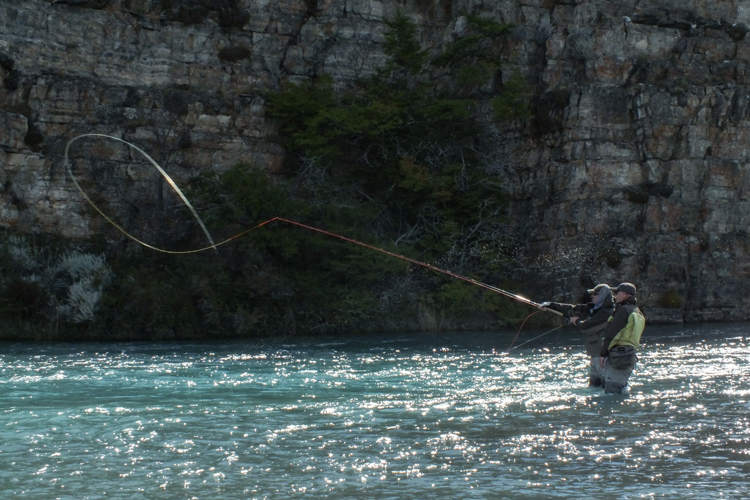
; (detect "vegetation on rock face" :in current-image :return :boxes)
[195,12,536,335]
[0,232,111,340]
[0,12,539,341]
[264,12,526,266]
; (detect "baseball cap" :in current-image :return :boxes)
[614,282,636,295]
[587,284,612,294]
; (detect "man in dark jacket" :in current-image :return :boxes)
[541,284,615,387]
[599,282,646,394]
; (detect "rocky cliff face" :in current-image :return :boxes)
[510,1,750,323]
[2,0,750,323]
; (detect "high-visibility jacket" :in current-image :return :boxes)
[600,296,645,357]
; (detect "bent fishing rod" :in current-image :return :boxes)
[268,217,563,317]
[63,133,562,317]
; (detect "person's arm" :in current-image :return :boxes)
[540,302,575,317]
[569,303,595,325]
[575,307,611,335]
[572,303,592,318]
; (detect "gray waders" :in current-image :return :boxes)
[588,356,604,387]
[603,345,637,394]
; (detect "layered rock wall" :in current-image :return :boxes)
[512,1,750,322]
[3,0,750,322]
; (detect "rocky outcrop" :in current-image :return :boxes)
[3,0,750,323]
[0,0,400,240]
[510,1,750,323]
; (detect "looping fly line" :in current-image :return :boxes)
[64,133,225,254]
[63,134,562,318]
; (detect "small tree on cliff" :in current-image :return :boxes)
[190,12,536,333]
[265,12,527,263]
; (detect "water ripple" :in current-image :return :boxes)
[1,325,749,498]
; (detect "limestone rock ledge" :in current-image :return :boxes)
[511,1,750,323]
[3,0,750,322]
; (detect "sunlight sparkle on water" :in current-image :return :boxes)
[1,325,749,499]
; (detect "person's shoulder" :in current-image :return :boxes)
[613,302,630,315]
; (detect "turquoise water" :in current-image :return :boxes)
[1,323,749,499]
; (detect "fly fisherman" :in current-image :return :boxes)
[540,284,615,387]
[599,282,646,394]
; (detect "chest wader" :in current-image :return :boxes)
[603,345,637,394]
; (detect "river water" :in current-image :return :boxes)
[1,323,748,499]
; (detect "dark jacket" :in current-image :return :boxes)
[600,296,645,357]
[546,298,615,356]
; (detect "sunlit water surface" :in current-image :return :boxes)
[1,323,749,499]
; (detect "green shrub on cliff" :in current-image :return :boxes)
[189,11,537,333]
[0,232,111,339]
[48,251,112,323]
[265,11,525,263]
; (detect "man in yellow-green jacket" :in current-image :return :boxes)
[599,282,645,394]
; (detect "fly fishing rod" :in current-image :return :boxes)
[63,134,563,317]
[272,217,563,316]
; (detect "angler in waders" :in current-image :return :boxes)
[540,284,615,387]
[599,282,646,394]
